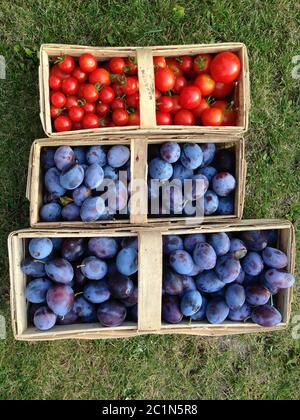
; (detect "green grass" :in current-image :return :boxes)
[0,0,300,400]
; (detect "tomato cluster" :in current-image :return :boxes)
[49,54,140,132]
[154,51,241,126]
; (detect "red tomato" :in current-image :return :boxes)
[49,75,62,91]
[50,64,71,80]
[201,108,223,126]
[178,55,193,72]
[121,77,139,95]
[166,58,183,78]
[212,81,234,99]
[112,109,129,126]
[128,111,140,126]
[81,84,99,102]
[96,102,110,116]
[57,55,75,74]
[155,89,161,100]
[112,83,123,97]
[50,106,62,119]
[73,121,83,130]
[99,116,111,127]
[79,53,98,73]
[54,115,72,132]
[126,93,139,108]
[89,68,111,86]
[153,56,166,69]
[51,91,67,108]
[179,86,202,109]
[124,57,138,75]
[82,113,100,129]
[193,54,212,74]
[82,101,96,114]
[69,106,85,122]
[174,76,188,94]
[109,57,125,74]
[192,99,210,118]
[72,67,88,83]
[212,100,237,125]
[170,95,182,115]
[65,96,79,110]
[156,111,172,125]
[99,86,115,104]
[210,52,241,83]
[194,74,216,96]
[61,77,79,95]
[174,109,195,125]
[111,98,126,111]
[157,96,174,113]
[155,68,176,92]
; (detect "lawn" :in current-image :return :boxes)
[0,0,299,400]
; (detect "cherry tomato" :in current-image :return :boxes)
[210,52,241,83]
[194,74,216,96]
[79,53,98,73]
[153,56,166,69]
[89,68,111,86]
[170,95,182,115]
[73,121,83,130]
[109,57,125,74]
[99,116,111,127]
[166,58,183,78]
[192,98,210,119]
[111,98,126,111]
[50,64,71,80]
[112,109,129,126]
[81,84,99,102]
[82,113,100,129]
[126,93,140,108]
[121,77,139,95]
[157,96,174,113]
[179,86,202,109]
[82,101,96,114]
[99,86,115,104]
[212,100,237,125]
[174,76,187,94]
[72,67,88,83]
[65,96,79,110]
[174,109,195,125]
[201,107,223,126]
[57,55,75,74]
[50,105,62,119]
[61,77,79,95]
[155,68,176,92]
[69,106,85,122]
[155,89,161,100]
[112,83,123,97]
[193,54,212,74]
[128,111,140,126]
[96,102,110,116]
[49,75,62,91]
[212,81,234,99]
[156,111,172,125]
[51,91,67,108]
[54,115,72,132]
[177,55,193,72]
[124,57,138,75]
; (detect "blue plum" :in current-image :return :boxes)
[33,306,57,331]
[225,284,246,311]
[84,163,104,190]
[242,252,264,276]
[45,167,66,197]
[184,174,209,201]
[215,255,241,284]
[251,305,282,327]
[264,269,295,289]
[235,269,246,285]
[21,258,46,277]
[108,273,134,299]
[163,235,184,255]
[240,231,268,251]
[246,285,271,306]
[62,238,85,262]
[197,166,218,183]
[54,146,75,171]
[229,238,247,259]
[84,281,111,304]
[107,180,128,212]
[73,146,86,164]
[61,203,81,221]
[208,232,230,256]
[212,172,236,197]
[25,278,52,304]
[149,158,173,181]
[107,145,130,168]
[46,284,74,316]
[217,196,234,215]
[193,243,217,271]
[60,164,84,190]
[57,310,78,325]
[262,247,288,269]
[81,256,107,280]
[180,143,203,170]
[116,247,138,276]
[163,269,184,296]
[181,276,197,295]
[80,197,106,222]
[88,237,118,259]
[196,270,225,293]
[191,295,209,321]
[171,163,193,181]
[73,296,97,323]
[160,142,181,163]
[40,202,62,222]
[86,145,107,166]
[228,303,252,322]
[169,250,194,275]
[45,258,74,284]
[204,190,219,215]
[180,290,203,316]
[41,147,55,169]
[200,143,216,167]
[29,238,53,260]
[183,234,206,253]
[73,185,91,206]
[51,238,63,251]
[121,237,138,251]
[121,287,138,307]
[162,295,183,324]
[206,298,229,324]
[103,165,119,181]
[97,300,127,327]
